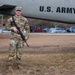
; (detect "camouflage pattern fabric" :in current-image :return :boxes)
[5,15,30,62]
[8,38,24,62]
[6,15,30,40]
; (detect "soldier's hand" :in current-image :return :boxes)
[11,27,18,33]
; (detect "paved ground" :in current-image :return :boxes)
[30,33,75,36]
[0,33,75,75]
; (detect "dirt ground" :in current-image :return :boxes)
[0,33,75,75]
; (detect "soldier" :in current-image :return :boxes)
[5,6,30,69]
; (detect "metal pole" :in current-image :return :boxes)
[2,15,3,26]
[0,15,3,28]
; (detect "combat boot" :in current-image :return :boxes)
[17,64,23,69]
[7,61,13,72]
[8,65,13,72]
[16,61,23,69]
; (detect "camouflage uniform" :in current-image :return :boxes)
[5,15,30,63]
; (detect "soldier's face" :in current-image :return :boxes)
[15,10,22,16]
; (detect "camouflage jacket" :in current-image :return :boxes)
[5,15,30,40]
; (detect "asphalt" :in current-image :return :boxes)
[30,33,75,35]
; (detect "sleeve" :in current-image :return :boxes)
[25,24,30,30]
[24,18,28,24]
[24,18,30,40]
[5,17,12,30]
[23,17,30,30]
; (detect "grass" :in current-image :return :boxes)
[22,53,75,69]
[0,53,75,75]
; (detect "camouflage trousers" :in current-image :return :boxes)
[8,38,24,63]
